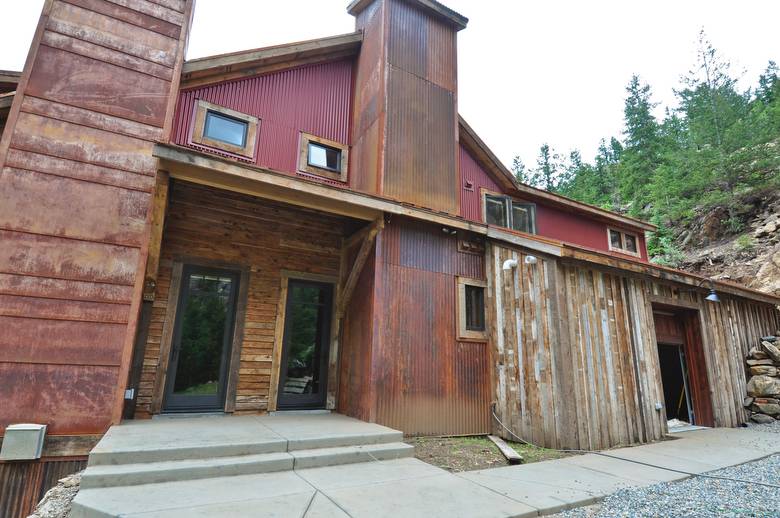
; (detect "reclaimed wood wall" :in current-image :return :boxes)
[0,0,192,435]
[489,243,780,450]
[135,181,345,416]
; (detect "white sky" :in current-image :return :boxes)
[2,0,778,166]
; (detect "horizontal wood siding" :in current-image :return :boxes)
[0,0,191,435]
[135,181,344,416]
[489,242,780,450]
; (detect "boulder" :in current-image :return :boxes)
[762,336,778,343]
[746,375,780,397]
[754,397,780,405]
[753,402,780,416]
[751,413,776,424]
[750,365,779,376]
[744,396,755,407]
[762,341,780,363]
[748,347,769,360]
[747,358,776,367]
[755,220,778,238]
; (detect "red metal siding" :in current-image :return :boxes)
[459,144,649,260]
[171,60,353,179]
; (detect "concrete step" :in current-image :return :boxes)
[292,442,415,469]
[285,429,404,451]
[80,451,294,489]
[87,437,288,466]
[79,442,414,488]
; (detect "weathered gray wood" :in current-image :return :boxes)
[487,435,523,464]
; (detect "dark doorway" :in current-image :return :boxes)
[163,265,240,412]
[653,308,714,427]
[277,279,333,409]
[658,343,692,422]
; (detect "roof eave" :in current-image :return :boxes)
[347,0,468,30]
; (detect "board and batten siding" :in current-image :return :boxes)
[488,242,780,450]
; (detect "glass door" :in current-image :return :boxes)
[277,280,333,409]
[163,265,240,412]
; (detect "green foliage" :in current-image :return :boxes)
[734,234,755,252]
[514,31,780,262]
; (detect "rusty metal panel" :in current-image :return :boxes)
[0,363,117,434]
[367,219,490,435]
[171,60,354,176]
[384,66,458,213]
[387,0,456,92]
[0,458,87,518]
[65,0,182,38]
[459,144,502,221]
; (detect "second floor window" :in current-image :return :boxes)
[484,193,536,234]
[204,111,248,148]
[608,228,640,256]
[192,100,258,158]
[298,132,349,182]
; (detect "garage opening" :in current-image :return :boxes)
[652,307,714,428]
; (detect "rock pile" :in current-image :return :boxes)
[745,335,780,424]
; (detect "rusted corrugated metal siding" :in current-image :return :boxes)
[369,218,490,435]
[459,143,502,221]
[171,60,353,178]
[0,458,87,518]
[0,0,191,434]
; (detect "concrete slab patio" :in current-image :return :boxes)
[72,419,780,518]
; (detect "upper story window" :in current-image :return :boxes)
[298,132,349,182]
[192,100,258,159]
[483,192,536,234]
[608,228,640,257]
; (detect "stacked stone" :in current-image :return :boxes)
[745,335,780,424]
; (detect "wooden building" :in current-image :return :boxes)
[0,0,778,512]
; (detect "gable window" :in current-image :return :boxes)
[457,277,487,341]
[483,193,536,234]
[298,132,349,182]
[192,100,258,158]
[608,228,640,257]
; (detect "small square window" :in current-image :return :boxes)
[457,277,488,341]
[511,202,535,233]
[307,142,342,172]
[464,284,485,332]
[483,192,536,234]
[608,228,641,257]
[191,100,258,158]
[204,111,248,147]
[298,132,349,182]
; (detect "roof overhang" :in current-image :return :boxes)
[347,0,468,31]
[0,70,21,94]
[153,143,778,306]
[181,32,363,89]
[458,116,657,233]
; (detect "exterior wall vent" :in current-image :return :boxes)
[0,424,47,460]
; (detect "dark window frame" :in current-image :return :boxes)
[483,191,537,234]
[203,110,248,148]
[298,132,349,182]
[607,227,642,257]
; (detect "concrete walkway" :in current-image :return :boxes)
[73,425,780,517]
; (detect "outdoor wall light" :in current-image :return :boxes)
[705,288,720,303]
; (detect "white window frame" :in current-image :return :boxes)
[607,227,641,257]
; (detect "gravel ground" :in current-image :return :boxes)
[555,453,780,518]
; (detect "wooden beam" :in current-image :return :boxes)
[337,219,383,318]
[488,435,523,464]
[144,171,170,302]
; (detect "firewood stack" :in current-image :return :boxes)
[745,335,780,423]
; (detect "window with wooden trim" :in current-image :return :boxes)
[457,277,487,341]
[608,228,641,256]
[483,193,536,234]
[298,132,349,182]
[192,100,258,158]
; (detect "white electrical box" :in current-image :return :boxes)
[0,424,47,460]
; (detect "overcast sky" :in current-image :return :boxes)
[2,1,778,166]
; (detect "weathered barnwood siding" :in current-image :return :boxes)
[0,0,192,435]
[134,181,345,416]
[489,243,780,450]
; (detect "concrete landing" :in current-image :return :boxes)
[72,426,780,518]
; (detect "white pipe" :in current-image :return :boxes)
[502,258,518,270]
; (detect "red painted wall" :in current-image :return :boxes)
[459,144,648,260]
[172,60,354,184]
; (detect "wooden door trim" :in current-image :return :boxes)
[150,258,249,415]
[269,271,338,411]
